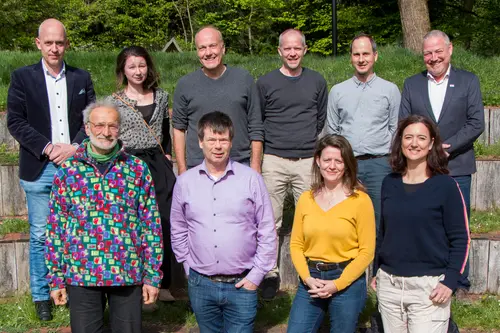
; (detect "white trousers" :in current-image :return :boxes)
[376,268,450,333]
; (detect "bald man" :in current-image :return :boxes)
[172,25,263,175]
[256,29,327,300]
[7,18,95,321]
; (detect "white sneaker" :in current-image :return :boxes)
[158,289,175,302]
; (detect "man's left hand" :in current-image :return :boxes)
[51,143,77,165]
[308,279,338,299]
[429,282,452,304]
[143,284,159,304]
[442,143,451,158]
[235,278,258,291]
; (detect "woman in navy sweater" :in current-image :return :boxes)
[371,115,469,333]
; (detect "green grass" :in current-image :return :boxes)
[1,292,498,332]
[475,141,500,159]
[452,295,500,330]
[470,210,500,234]
[0,144,19,165]
[0,218,28,237]
[1,45,500,110]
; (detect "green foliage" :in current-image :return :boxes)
[0,144,19,165]
[452,295,500,330]
[470,210,500,234]
[474,141,500,158]
[0,218,28,237]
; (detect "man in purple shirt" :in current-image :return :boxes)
[171,111,277,332]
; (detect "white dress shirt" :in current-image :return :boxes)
[42,60,70,145]
[427,65,451,121]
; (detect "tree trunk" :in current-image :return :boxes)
[398,0,431,53]
[462,0,475,49]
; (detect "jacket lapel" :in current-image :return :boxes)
[33,61,51,123]
[66,65,75,112]
[418,72,437,123]
[437,66,456,123]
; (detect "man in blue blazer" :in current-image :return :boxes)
[7,18,95,321]
[399,30,484,297]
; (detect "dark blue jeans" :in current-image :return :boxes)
[452,175,471,290]
[287,267,367,333]
[357,156,392,233]
[188,269,258,333]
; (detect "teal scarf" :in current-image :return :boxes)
[86,141,120,162]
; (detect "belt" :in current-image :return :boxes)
[356,154,389,161]
[308,260,352,271]
[198,269,250,283]
[270,154,310,162]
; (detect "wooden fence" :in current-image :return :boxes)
[1,235,498,297]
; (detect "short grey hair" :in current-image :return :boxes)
[82,100,121,125]
[279,29,306,47]
[423,30,451,46]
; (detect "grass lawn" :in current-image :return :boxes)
[0,292,498,333]
[0,218,28,237]
[1,46,500,110]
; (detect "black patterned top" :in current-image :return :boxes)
[108,88,171,152]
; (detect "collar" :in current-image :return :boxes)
[427,65,451,84]
[199,159,234,181]
[41,59,66,79]
[353,73,377,87]
[74,139,127,166]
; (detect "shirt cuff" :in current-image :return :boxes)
[245,267,265,286]
[183,262,190,276]
[42,142,52,156]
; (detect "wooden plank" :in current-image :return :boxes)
[489,109,500,145]
[472,161,500,210]
[478,108,490,144]
[470,171,477,213]
[0,165,27,217]
[15,241,30,293]
[469,239,489,294]
[487,241,500,294]
[279,233,299,289]
[0,243,17,297]
[0,113,18,150]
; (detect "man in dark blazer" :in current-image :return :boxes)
[399,30,484,297]
[7,18,95,321]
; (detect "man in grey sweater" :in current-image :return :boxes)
[326,33,400,230]
[257,29,328,300]
[172,26,263,174]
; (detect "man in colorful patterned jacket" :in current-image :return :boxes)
[45,100,163,333]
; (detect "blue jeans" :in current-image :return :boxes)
[287,267,367,333]
[357,156,392,232]
[452,175,471,290]
[188,269,258,333]
[19,162,57,302]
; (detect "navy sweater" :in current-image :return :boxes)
[373,173,469,290]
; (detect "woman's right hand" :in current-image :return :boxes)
[370,277,377,291]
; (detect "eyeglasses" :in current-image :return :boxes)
[88,121,119,133]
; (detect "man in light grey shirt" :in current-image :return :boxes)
[326,33,400,229]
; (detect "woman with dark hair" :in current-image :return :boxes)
[108,46,176,304]
[287,134,375,333]
[371,115,469,333]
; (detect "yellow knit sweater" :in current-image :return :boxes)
[290,190,376,291]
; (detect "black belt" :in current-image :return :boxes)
[197,269,250,283]
[356,154,389,161]
[308,260,352,271]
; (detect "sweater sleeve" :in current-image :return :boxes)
[441,179,470,290]
[289,193,311,282]
[333,193,376,291]
[373,177,388,276]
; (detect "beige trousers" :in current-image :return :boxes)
[261,154,312,276]
[376,268,450,333]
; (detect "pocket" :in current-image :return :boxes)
[188,271,201,287]
[431,302,451,322]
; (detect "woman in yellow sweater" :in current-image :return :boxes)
[287,134,376,333]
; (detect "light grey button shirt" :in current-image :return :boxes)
[326,74,401,156]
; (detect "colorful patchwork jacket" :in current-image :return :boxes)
[45,140,163,290]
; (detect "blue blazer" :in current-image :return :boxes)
[7,60,96,181]
[399,66,484,176]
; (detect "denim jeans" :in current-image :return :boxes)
[19,162,57,302]
[67,285,142,333]
[287,267,367,333]
[357,156,392,232]
[452,175,471,290]
[188,269,258,333]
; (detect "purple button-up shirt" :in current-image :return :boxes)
[170,160,277,285]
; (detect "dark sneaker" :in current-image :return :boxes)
[35,300,53,321]
[260,276,280,301]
